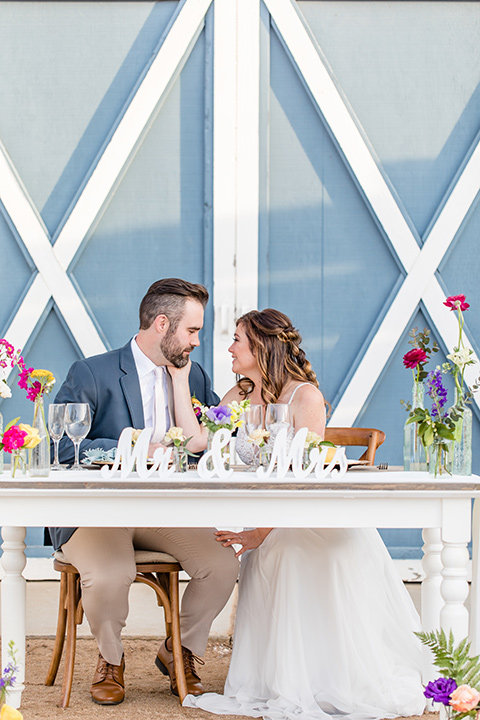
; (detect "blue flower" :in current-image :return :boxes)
[205,406,232,426]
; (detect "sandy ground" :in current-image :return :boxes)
[2,636,438,720]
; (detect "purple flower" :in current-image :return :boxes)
[424,677,457,705]
[426,368,448,418]
[205,406,232,425]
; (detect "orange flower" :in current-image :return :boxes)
[450,685,480,712]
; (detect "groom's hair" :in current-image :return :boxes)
[139,278,209,331]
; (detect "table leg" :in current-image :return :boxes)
[440,499,470,641]
[1,526,26,709]
[421,528,443,631]
[469,499,480,653]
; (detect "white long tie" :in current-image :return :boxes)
[151,366,167,443]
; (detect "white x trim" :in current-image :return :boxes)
[265,0,480,423]
[1,0,212,360]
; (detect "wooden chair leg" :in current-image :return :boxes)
[59,573,79,708]
[45,571,68,686]
[169,570,187,702]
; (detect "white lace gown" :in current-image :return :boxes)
[184,526,425,720]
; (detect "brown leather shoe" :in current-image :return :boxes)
[90,653,125,705]
[155,638,205,696]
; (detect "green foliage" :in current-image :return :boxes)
[407,327,439,382]
[416,629,480,688]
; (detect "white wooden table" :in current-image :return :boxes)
[1,468,479,708]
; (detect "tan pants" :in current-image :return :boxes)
[61,527,239,666]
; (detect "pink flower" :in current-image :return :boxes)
[444,295,470,312]
[450,685,480,713]
[17,367,33,391]
[1,426,28,453]
[26,381,42,402]
[403,348,427,369]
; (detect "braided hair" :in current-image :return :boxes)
[236,309,318,405]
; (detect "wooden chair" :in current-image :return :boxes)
[45,549,187,708]
[324,427,386,466]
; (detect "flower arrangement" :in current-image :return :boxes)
[406,367,456,450]
[17,367,55,403]
[304,431,335,452]
[195,399,250,434]
[164,426,197,458]
[402,295,479,475]
[0,419,41,476]
[0,641,23,719]
[418,629,480,719]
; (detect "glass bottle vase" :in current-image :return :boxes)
[30,396,50,477]
[403,381,427,471]
[452,388,472,476]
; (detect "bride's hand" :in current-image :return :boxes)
[215,528,273,557]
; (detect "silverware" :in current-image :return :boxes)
[377,463,388,470]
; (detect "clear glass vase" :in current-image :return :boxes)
[429,438,453,478]
[403,381,427,471]
[10,447,27,478]
[207,430,230,471]
[0,410,3,475]
[452,388,472,476]
[30,396,50,477]
[173,446,188,473]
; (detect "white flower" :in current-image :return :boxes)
[0,367,11,398]
[164,426,186,444]
[447,348,472,369]
[248,428,270,447]
[304,431,323,449]
[0,380,11,399]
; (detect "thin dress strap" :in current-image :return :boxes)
[287,382,312,405]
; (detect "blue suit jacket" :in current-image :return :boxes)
[48,341,219,550]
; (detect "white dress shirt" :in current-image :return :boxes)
[130,337,170,432]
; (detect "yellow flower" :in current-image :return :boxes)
[248,428,270,447]
[304,431,323,449]
[131,429,142,445]
[17,424,41,449]
[324,446,337,463]
[0,705,23,720]
[164,427,186,444]
[31,369,55,386]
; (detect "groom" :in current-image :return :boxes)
[49,278,239,705]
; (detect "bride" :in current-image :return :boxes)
[184,308,425,720]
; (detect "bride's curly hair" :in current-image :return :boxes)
[236,309,318,404]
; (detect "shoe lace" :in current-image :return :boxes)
[182,647,205,677]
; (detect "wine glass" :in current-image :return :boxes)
[65,403,91,471]
[243,405,264,469]
[48,403,65,471]
[265,404,294,450]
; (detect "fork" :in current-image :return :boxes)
[377,462,388,470]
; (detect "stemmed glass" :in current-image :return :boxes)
[265,404,294,450]
[48,403,65,471]
[243,405,264,469]
[65,403,91,471]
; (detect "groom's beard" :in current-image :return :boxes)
[160,331,195,368]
